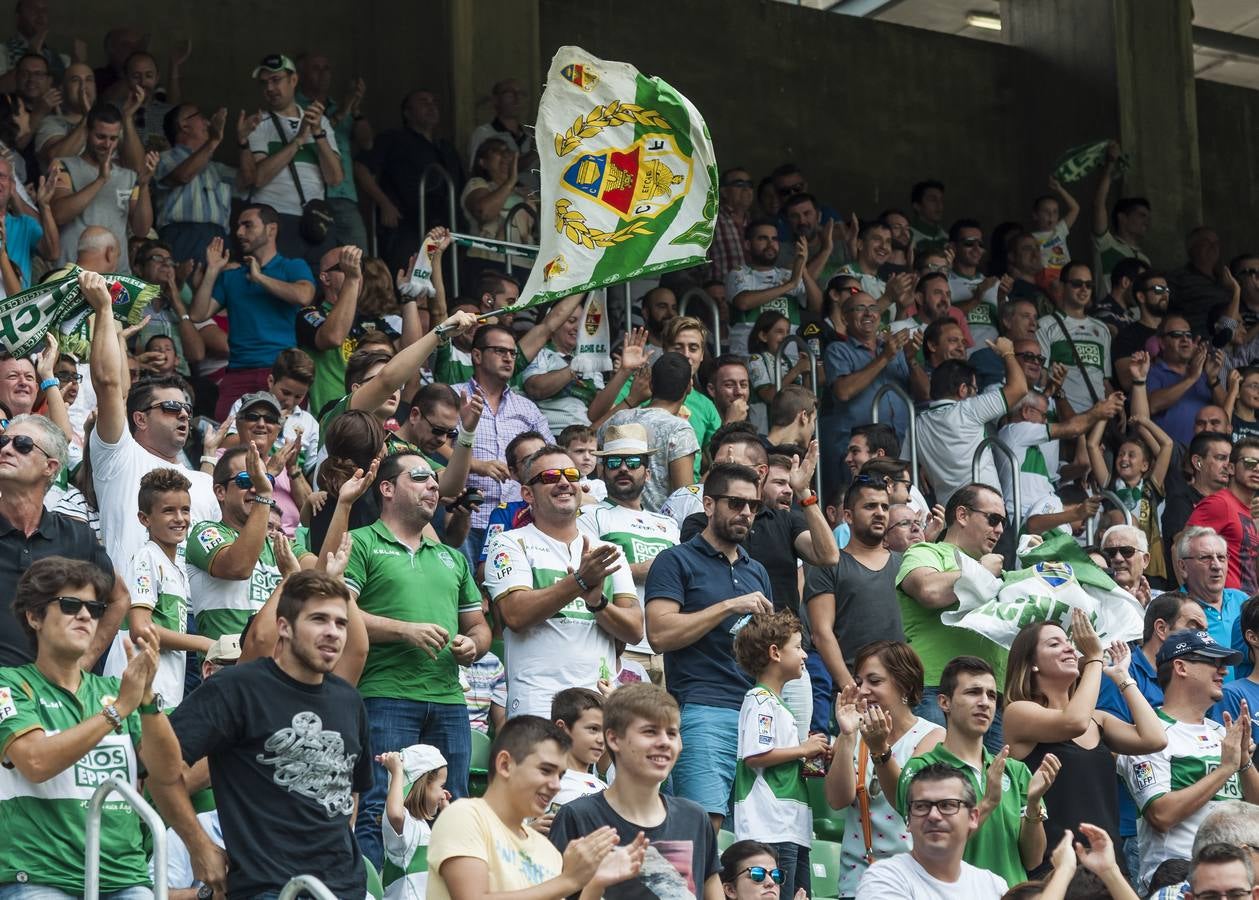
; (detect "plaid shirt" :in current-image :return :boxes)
[454,377,555,529]
[707,205,746,282]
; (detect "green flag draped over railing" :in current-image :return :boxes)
[0,266,156,358]
[505,46,718,313]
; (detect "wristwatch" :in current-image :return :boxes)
[252,495,278,508]
[139,694,165,716]
[101,704,124,734]
[584,595,610,613]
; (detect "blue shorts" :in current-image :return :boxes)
[672,703,739,817]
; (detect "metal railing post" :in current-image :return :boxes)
[419,164,459,295]
[972,437,1021,537]
[773,334,822,499]
[85,774,168,900]
[1089,488,1135,545]
[622,283,632,343]
[678,288,722,356]
[870,383,918,489]
[278,874,339,900]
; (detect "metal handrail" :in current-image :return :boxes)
[973,436,1021,537]
[678,288,722,355]
[1086,487,1135,545]
[619,282,632,343]
[773,334,822,499]
[501,202,540,277]
[85,774,168,900]
[870,382,918,489]
[278,874,339,900]
[418,164,459,295]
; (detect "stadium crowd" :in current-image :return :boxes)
[0,6,1258,900]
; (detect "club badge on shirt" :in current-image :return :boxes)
[0,687,16,722]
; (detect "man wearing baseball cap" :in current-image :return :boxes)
[237,52,341,267]
[1118,629,1259,893]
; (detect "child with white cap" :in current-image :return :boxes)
[376,744,450,900]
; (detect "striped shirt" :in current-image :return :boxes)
[155,143,233,230]
[452,377,554,529]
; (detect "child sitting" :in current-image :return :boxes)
[377,744,450,900]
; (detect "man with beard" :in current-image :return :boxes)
[343,451,492,865]
[577,424,680,686]
[726,220,818,357]
[835,220,894,302]
[190,205,317,418]
[705,354,751,426]
[1037,260,1113,414]
[880,208,914,271]
[485,445,640,718]
[781,192,843,286]
[637,285,678,359]
[1187,442,1259,598]
[805,477,904,693]
[161,570,373,899]
[890,271,974,348]
[645,462,773,830]
[1163,430,1232,571]
[1114,271,1172,391]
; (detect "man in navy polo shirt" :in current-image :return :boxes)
[644,461,773,831]
[190,202,316,419]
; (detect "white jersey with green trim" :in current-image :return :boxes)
[733,685,811,847]
[483,523,636,719]
[1119,709,1238,892]
[576,500,679,655]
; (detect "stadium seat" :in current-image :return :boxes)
[469,728,493,796]
[809,839,842,900]
[363,856,384,900]
[717,829,735,853]
[805,778,844,842]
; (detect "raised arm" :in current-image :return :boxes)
[82,270,127,443]
[1092,142,1120,237]
[1084,418,1111,487]
[244,254,315,307]
[163,109,224,186]
[1050,176,1080,231]
[348,311,478,413]
[189,237,228,321]
[994,336,1029,409]
[518,292,586,364]
[313,246,362,350]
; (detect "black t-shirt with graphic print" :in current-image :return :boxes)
[170,658,373,900]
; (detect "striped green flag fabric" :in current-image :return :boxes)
[1052,140,1131,184]
[508,46,718,312]
[0,265,156,358]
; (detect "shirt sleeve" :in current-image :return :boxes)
[483,531,534,601]
[384,813,426,867]
[283,257,316,284]
[961,389,1009,425]
[643,546,685,605]
[209,270,227,307]
[456,554,483,613]
[737,693,776,761]
[855,860,911,898]
[1186,492,1225,531]
[186,522,234,574]
[168,675,240,764]
[296,305,327,350]
[127,546,159,610]
[1119,749,1171,812]
[606,544,636,600]
[427,800,492,876]
[668,420,700,462]
[802,561,837,604]
[353,701,374,794]
[342,530,370,596]
[895,542,946,590]
[725,268,751,301]
[0,672,43,752]
[522,347,564,380]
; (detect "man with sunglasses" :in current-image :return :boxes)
[1147,313,1227,446]
[1036,260,1114,415]
[1188,441,1259,598]
[485,445,639,719]
[155,102,232,264]
[344,451,491,866]
[1100,524,1154,605]
[1118,629,1259,893]
[83,269,220,571]
[296,242,363,416]
[578,424,679,686]
[946,219,998,313]
[1114,271,1172,391]
[186,444,282,645]
[862,762,1008,898]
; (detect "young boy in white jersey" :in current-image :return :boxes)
[732,609,830,900]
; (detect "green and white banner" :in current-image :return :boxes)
[945,531,1145,649]
[509,46,718,312]
[0,266,156,358]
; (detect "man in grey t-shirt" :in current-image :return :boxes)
[805,477,904,691]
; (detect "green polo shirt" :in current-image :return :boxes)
[0,664,148,892]
[895,541,1008,688]
[897,742,1033,887]
[344,520,482,704]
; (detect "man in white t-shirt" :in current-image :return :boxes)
[82,270,217,571]
[917,345,1027,505]
[239,53,341,265]
[858,762,1008,899]
[483,444,640,718]
[724,219,818,356]
[577,424,679,684]
[1038,260,1113,413]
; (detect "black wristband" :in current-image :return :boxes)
[573,572,591,593]
[314,131,328,140]
[585,595,609,613]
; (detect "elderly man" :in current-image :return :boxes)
[884,503,926,553]
[1171,525,1249,671]
[1100,524,1153,606]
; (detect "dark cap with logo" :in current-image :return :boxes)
[1156,628,1243,667]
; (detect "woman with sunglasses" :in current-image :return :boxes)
[720,840,801,900]
[823,640,943,897]
[1002,608,1166,877]
[0,556,192,898]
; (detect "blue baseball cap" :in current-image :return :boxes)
[1156,629,1243,668]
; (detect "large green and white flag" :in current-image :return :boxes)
[509,46,718,312]
[0,266,156,358]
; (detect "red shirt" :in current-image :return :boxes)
[1186,487,1259,595]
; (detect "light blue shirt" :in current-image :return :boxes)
[155,143,233,230]
[822,334,911,439]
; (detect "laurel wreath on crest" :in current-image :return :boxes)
[554,199,652,249]
[553,101,671,157]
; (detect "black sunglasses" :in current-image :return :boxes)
[962,506,1006,528]
[421,411,458,441]
[723,179,754,189]
[1101,545,1137,560]
[709,494,762,514]
[45,596,108,619]
[238,410,280,425]
[1066,279,1094,290]
[0,434,50,458]
[147,400,193,417]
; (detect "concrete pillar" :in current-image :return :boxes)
[1004,0,1200,266]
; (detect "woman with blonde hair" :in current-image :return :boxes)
[823,640,944,897]
[1003,608,1166,875]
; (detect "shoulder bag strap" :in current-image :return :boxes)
[1049,309,1101,406]
[856,740,876,864]
[268,111,308,207]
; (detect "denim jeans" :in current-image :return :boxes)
[806,652,835,733]
[0,887,152,900]
[773,842,810,900]
[673,704,739,817]
[356,697,472,868]
[914,686,1005,754]
[459,526,488,571]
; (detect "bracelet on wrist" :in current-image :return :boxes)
[1131,379,1146,385]
[1082,657,1104,668]
[314,131,327,140]
[872,748,893,765]
[572,572,592,593]
[585,595,609,613]
[200,455,218,465]
[1241,760,1254,773]
[1118,679,1137,692]
[38,377,57,391]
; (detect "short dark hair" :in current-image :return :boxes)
[1148,859,1192,895]
[506,430,547,475]
[911,180,945,205]
[650,352,692,403]
[550,687,603,729]
[414,382,459,419]
[1241,594,1259,665]
[944,482,1001,526]
[710,421,763,460]
[769,385,816,427]
[472,323,515,352]
[907,761,976,806]
[1143,592,1198,644]
[1133,270,1167,299]
[857,220,890,242]
[1189,842,1253,891]
[344,348,391,392]
[138,467,191,515]
[733,609,800,678]
[720,841,778,884]
[488,714,570,782]
[86,102,123,131]
[212,446,249,485]
[851,423,899,457]
[781,192,817,214]
[521,443,571,484]
[1112,196,1151,231]
[1060,259,1092,283]
[939,655,994,700]
[558,424,597,447]
[1188,430,1232,466]
[915,271,949,295]
[371,450,426,505]
[1232,437,1259,464]
[948,218,982,243]
[929,358,977,401]
[923,318,962,361]
[844,477,888,512]
[860,457,911,482]
[271,347,315,385]
[126,375,190,435]
[239,203,279,228]
[1111,256,1148,289]
[13,557,113,651]
[744,217,778,241]
[275,570,350,627]
[710,353,750,377]
[704,461,760,498]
